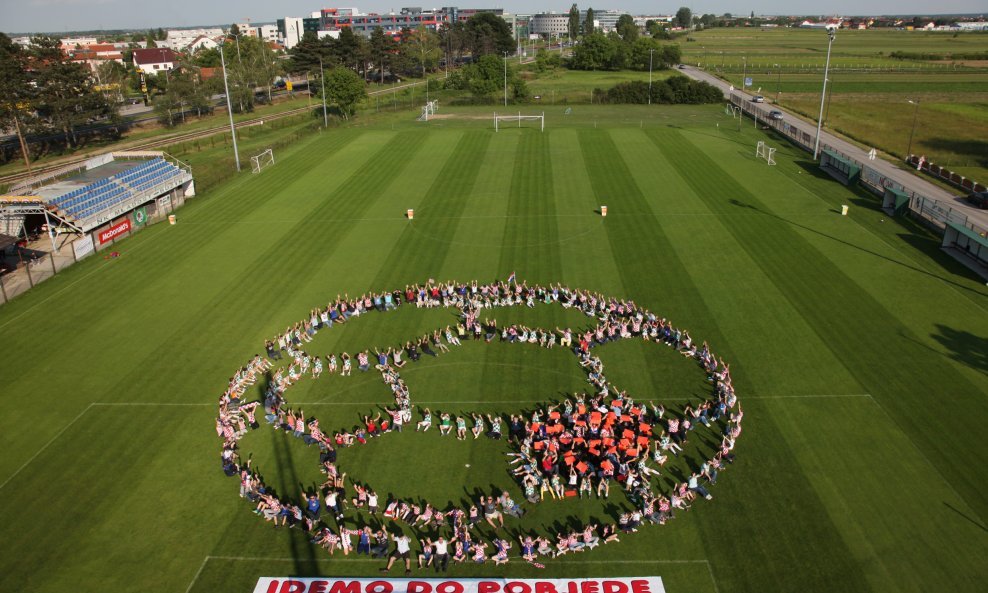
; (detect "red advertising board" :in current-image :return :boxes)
[97,219,131,245]
[253,577,666,593]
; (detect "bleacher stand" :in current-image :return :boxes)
[46,158,186,222]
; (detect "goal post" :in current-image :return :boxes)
[494,112,545,132]
[250,148,275,174]
[418,100,440,122]
[756,141,777,166]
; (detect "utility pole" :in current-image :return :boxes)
[503,51,508,107]
[648,49,655,105]
[774,63,781,104]
[813,28,836,160]
[319,57,328,128]
[219,41,241,172]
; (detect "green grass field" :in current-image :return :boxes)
[1,104,986,593]
[682,27,988,181]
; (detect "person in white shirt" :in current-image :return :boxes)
[381,532,412,575]
[433,536,449,572]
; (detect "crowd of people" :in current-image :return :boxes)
[217,278,742,570]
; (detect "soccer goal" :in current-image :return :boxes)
[494,112,545,132]
[250,148,275,174]
[756,141,777,166]
[418,100,440,122]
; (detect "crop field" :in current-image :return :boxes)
[0,104,986,593]
[683,27,988,181]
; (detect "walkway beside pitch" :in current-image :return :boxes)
[678,65,988,232]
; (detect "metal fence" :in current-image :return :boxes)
[0,193,184,306]
[728,93,988,238]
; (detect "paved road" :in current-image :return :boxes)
[679,65,988,230]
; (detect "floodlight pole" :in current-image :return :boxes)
[813,28,835,160]
[503,51,508,107]
[219,41,241,172]
[319,57,328,128]
[906,99,920,157]
[741,56,746,94]
[648,49,655,105]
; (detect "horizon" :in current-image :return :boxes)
[1,0,985,36]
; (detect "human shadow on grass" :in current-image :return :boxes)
[272,414,322,577]
[726,196,988,296]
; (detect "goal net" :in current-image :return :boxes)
[418,100,440,121]
[756,141,777,165]
[250,148,275,174]
[494,112,545,132]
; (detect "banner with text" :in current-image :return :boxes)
[254,577,666,593]
[97,219,131,245]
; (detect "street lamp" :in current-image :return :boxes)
[218,40,241,172]
[774,63,781,104]
[503,51,508,107]
[741,56,747,94]
[813,27,836,160]
[906,99,921,157]
[648,48,655,105]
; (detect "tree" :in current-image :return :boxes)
[368,27,395,84]
[230,24,242,38]
[28,35,121,148]
[616,14,638,43]
[464,12,514,57]
[146,31,157,49]
[0,33,34,167]
[400,26,441,78]
[584,8,596,35]
[675,7,692,28]
[568,4,581,40]
[569,32,615,70]
[458,54,527,102]
[288,30,335,73]
[324,66,366,119]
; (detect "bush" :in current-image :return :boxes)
[595,75,723,105]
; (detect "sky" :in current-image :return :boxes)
[1,0,985,34]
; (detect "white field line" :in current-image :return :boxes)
[184,555,210,593]
[0,403,94,492]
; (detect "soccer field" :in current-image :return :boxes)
[0,104,986,593]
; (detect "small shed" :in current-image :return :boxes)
[942,222,988,273]
[819,149,862,185]
[882,186,911,216]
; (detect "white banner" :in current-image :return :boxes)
[254,577,666,593]
[72,234,95,260]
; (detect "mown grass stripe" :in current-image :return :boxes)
[650,127,987,522]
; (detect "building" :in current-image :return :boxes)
[530,13,569,36]
[317,6,505,37]
[183,35,218,52]
[66,43,124,72]
[585,10,625,33]
[132,48,179,75]
[503,13,532,42]
[257,24,279,42]
[277,17,305,49]
[162,28,223,50]
[59,37,99,49]
[234,23,258,37]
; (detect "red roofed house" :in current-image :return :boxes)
[67,43,124,72]
[133,47,179,75]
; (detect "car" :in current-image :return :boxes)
[769,110,783,120]
[966,191,988,209]
[752,95,765,103]
[677,64,686,69]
